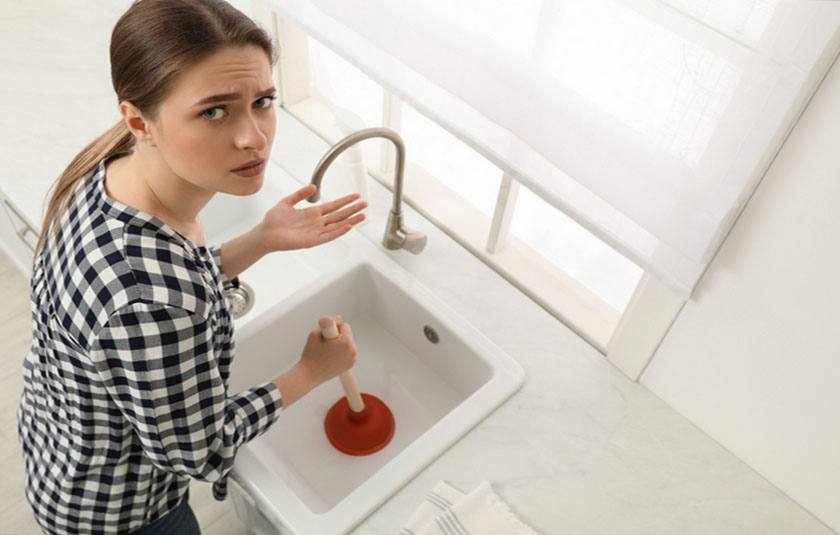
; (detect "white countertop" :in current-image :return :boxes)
[0,1,831,532]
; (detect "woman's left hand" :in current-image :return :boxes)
[258,184,367,253]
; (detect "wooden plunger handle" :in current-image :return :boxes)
[318,316,365,413]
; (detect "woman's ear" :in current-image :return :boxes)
[119,100,156,147]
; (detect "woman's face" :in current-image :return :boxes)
[150,45,277,196]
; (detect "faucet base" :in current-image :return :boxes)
[383,210,427,254]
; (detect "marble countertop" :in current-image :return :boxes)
[0,1,830,532]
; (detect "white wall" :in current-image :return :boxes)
[640,54,840,532]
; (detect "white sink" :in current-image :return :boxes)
[207,164,525,534]
[228,256,525,534]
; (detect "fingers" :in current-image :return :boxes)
[318,192,361,215]
[312,316,351,344]
[322,211,365,233]
[283,184,318,207]
[317,224,353,245]
[337,320,353,338]
[339,322,357,357]
[309,328,322,342]
[313,317,345,340]
[323,200,367,225]
[318,205,366,242]
[345,213,365,227]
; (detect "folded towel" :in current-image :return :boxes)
[400,481,541,535]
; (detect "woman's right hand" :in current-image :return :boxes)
[297,315,358,388]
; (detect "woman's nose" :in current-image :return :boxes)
[234,112,269,151]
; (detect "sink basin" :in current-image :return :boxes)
[201,162,525,533]
[226,253,526,534]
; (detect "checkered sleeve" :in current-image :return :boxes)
[209,244,233,288]
[88,301,284,482]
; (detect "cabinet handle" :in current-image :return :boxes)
[17,226,36,253]
[2,198,37,253]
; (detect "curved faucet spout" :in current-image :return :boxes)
[307,127,426,254]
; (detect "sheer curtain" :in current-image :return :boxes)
[262,0,840,296]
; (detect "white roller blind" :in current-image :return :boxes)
[262,0,840,295]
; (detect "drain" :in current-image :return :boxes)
[224,277,255,319]
[423,325,439,344]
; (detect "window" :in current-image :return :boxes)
[309,38,382,128]
[273,25,645,352]
[253,0,837,376]
[510,184,642,313]
[400,105,501,219]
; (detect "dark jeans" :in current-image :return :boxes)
[128,496,201,535]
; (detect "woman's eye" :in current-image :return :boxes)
[257,95,278,108]
[201,107,226,121]
[201,96,277,122]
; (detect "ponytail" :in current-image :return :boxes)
[33,120,134,261]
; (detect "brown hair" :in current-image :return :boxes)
[33,0,276,260]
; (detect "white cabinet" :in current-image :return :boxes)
[0,188,38,278]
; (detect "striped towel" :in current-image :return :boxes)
[400,481,541,535]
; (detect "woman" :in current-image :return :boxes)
[15,1,366,533]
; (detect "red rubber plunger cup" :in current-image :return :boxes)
[319,317,395,456]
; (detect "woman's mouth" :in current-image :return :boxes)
[231,158,266,177]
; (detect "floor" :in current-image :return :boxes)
[0,248,252,534]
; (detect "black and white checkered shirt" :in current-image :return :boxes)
[16,152,284,534]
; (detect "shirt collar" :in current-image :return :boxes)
[94,152,209,257]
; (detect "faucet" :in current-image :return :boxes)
[306,127,427,254]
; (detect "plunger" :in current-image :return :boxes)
[319,316,395,455]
